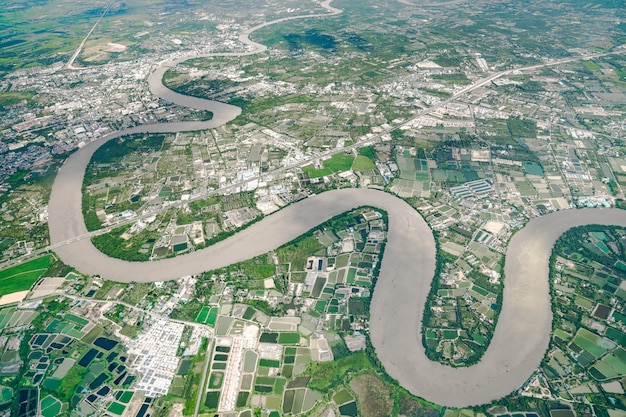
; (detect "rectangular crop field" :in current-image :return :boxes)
[108,402,126,415]
[64,314,89,327]
[572,329,607,357]
[196,307,210,323]
[196,307,219,325]
[279,332,301,345]
[118,391,133,404]
[260,359,280,368]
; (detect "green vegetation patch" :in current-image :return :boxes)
[42,378,61,391]
[279,332,300,345]
[352,155,376,172]
[433,73,470,84]
[118,391,133,404]
[107,402,126,415]
[40,395,62,417]
[574,296,594,310]
[307,351,372,392]
[206,307,219,325]
[582,61,602,70]
[260,332,279,343]
[277,234,324,272]
[0,386,12,403]
[302,153,355,178]
[209,372,224,389]
[283,388,308,414]
[346,268,357,284]
[0,91,35,107]
[0,254,51,296]
[260,359,280,368]
[91,226,152,262]
[472,286,489,297]
[64,313,89,327]
[204,391,220,410]
[333,389,353,405]
[196,307,209,323]
[506,117,537,138]
[358,147,376,160]
[443,329,458,340]
[237,391,249,407]
[196,306,219,325]
[243,306,256,320]
[0,308,15,330]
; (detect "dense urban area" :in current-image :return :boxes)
[0,0,625,416]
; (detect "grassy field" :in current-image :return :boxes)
[582,60,602,70]
[302,153,355,178]
[307,351,373,392]
[352,155,376,172]
[0,254,52,296]
[0,92,35,107]
[433,73,471,85]
[276,236,324,271]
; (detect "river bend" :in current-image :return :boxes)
[46,0,626,408]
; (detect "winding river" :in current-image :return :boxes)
[47,0,626,408]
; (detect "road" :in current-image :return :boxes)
[66,2,113,70]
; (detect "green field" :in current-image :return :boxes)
[196,307,209,322]
[572,329,607,357]
[195,306,219,326]
[0,254,52,296]
[352,155,376,172]
[574,296,594,310]
[108,402,126,415]
[594,241,610,254]
[414,172,429,181]
[346,268,357,284]
[302,154,355,178]
[443,329,458,340]
[333,389,353,404]
[118,391,133,404]
[314,300,327,313]
[40,395,62,417]
[65,313,89,327]
[0,386,12,403]
[204,391,220,409]
[472,286,489,297]
[582,61,602,70]
[335,254,350,268]
[279,332,301,345]
[0,91,35,107]
[209,372,224,389]
[260,359,281,368]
